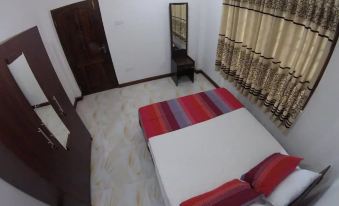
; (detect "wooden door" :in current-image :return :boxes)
[0,60,65,206]
[51,0,118,95]
[12,27,92,205]
[0,27,92,206]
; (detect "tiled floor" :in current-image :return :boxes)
[76,74,215,206]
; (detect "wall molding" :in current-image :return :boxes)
[73,74,172,108]
[118,73,172,88]
[32,96,84,109]
[195,69,220,88]
[74,70,220,108]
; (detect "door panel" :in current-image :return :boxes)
[0,60,65,206]
[0,143,60,206]
[0,27,92,205]
[52,0,119,95]
[8,52,70,149]
[17,27,92,204]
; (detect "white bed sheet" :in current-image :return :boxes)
[148,108,286,206]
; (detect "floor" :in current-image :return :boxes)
[76,74,215,206]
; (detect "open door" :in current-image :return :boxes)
[0,60,61,206]
[0,27,92,206]
[52,0,119,95]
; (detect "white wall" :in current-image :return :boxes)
[197,0,339,191]
[3,0,339,204]
[0,178,47,206]
[0,0,81,105]
[98,0,203,83]
[0,0,38,42]
[34,0,82,104]
[2,0,205,103]
[2,0,205,102]
[38,0,204,90]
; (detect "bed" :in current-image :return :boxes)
[138,88,328,206]
[139,88,243,140]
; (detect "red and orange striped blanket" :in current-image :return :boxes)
[138,88,243,140]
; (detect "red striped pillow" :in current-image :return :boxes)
[242,153,303,197]
[180,179,262,206]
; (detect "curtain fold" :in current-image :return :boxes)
[216,0,339,128]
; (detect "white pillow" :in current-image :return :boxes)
[267,169,320,206]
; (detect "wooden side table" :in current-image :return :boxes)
[171,52,195,86]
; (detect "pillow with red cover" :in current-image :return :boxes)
[241,153,303,197]
[180,179,263,206]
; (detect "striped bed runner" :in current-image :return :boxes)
[138,88,243,140]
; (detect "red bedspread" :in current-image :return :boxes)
[138,88,243,140]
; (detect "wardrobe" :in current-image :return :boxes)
[0,27,92,206]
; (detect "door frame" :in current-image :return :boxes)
[51,0,119,95]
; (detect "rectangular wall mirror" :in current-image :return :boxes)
[170,3,188,52]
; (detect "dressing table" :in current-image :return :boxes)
[169,3,194,86]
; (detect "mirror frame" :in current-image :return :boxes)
[169,2,188,56]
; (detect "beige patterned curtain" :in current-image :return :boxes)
[216,0,339,128]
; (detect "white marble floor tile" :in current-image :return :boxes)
[76,74,215,206]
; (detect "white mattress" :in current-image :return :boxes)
[149,108,286,206]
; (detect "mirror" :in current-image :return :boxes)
[7,53,70,149]
[170,3,188,52]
